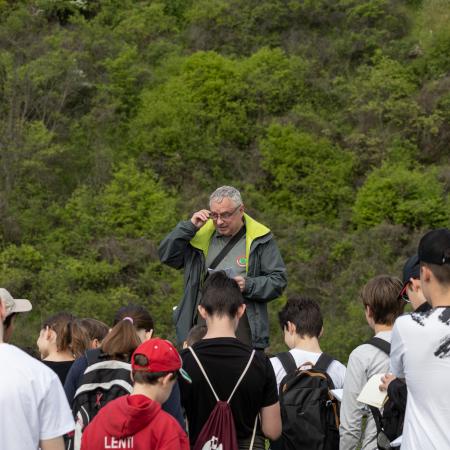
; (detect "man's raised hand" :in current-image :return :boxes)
[191,209,211,229]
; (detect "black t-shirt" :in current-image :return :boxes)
[180,337,278,444]
[41,360,74,385]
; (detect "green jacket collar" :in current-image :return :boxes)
[190,213,271,266]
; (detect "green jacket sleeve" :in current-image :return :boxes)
[243,237,287,302]
[158,221,198,269]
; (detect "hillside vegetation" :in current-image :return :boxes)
[0,0,449,359]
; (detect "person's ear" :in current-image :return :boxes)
[198,305,208,320]
[161,373,174,387]
[365,305,373,319]
[144,329,153,341]
[318,326,324,339]
[46,326,55,342]
[421,265,432,283]
[286,321,296,335]
[411,278,421,292]
[91,338,100,349]
[236,304,246,319]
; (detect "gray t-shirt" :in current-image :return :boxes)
[205,230,247,277]
[340,331,392,450]
[200,228,253,346]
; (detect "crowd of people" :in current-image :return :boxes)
[1,185,449,450]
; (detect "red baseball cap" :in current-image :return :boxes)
[131,338,191,383]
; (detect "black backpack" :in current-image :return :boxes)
[272,352,340,450]
[67,349,133,450]
[366,337,405,450]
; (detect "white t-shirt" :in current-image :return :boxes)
[390,307,450,450]
[0,343,75,449]
[270,348,346,392]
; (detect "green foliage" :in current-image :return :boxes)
[100,162,178,239]
[1,244,44,271]
[0,0,448,360]
[240,48,307,115]
[353,164,449,229]
[56,161,178,247]
[425,27,450,77]
[185,0,289,54]
[349,55,419,130]
[131,48,304,187]
[260,124,355,223]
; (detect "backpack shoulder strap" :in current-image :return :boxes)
[188,347,256,404]
[366,337,391,355]
[209,225,246,270]
[314,352,334,372]
[314,353,336,389]
[86,348,102,366]
[368,405,384,434]
[188,346,220,402]
[276,351,297,375]
[227,350,255,403]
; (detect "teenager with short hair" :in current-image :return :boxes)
[80,318,109,344]
[180,271,281,450]
[339,275,404,450]
[71,318,109,358]
[183,324,207,348]
[81,338,190,450]
[270,295,346,391]
[389,228,450,449]
[0,288,74,450]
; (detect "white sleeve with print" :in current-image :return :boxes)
[389,320,406,379]
[39,368,75,440]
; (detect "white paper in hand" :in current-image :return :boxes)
[356,373,388,408]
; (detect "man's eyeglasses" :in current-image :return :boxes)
[210,204,241,221]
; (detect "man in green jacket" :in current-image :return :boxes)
[158,186,287,349]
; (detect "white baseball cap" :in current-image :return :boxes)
[0,288,32,317]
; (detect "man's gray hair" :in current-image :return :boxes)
[209,186,243,207]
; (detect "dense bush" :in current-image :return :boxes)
[0,0,448,361]
[353,164,449,229]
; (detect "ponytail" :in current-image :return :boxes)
[41,312,75,353]
[101,303,154,361]
[101,319,141,361]
[70,319,91,358]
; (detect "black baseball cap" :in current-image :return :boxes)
[398,255,420,299]
[418,228,450,265]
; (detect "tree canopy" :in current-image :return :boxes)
[0,0,448,359]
